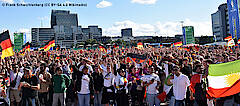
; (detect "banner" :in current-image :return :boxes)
[227,0,240,39]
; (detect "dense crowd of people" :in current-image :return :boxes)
[0,45,240,106]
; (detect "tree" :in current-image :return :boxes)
[86,39,97,45]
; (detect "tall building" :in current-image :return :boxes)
[211,3,230,41]
[227,0,240,40]
[88,26,102,39]
[182,26,195,45]
[121,28,133,37]
[121,28,134,41]
[31,28,55,47]
[14,33,24,51]
[32,10,102,48]
[51,10,78,28]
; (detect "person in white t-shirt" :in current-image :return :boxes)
[167,65,190,106]
[142,66,161,106]
[9,65,23,106]
[101,63,115,106]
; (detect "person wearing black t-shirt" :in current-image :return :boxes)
[18,67,40,106]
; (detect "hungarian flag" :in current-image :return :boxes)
[207,60,240,98]
[137,42,143,49]
[228,39,235,47]
[44,38,55,51]
[174,42,182,47]
[224,36,232,41]
[99,45,107,53]
[0,31,14,59]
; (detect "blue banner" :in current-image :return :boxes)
[182,27,186,45]
[227,0,240,40]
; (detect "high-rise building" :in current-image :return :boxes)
[51,10,78,28]
[211,3,230,42]
[227,0,240,40]
[121,28,133,37]
[88,26,102,39]
[182,26,195,45]
[31,28,55,47]
[14,33,24,51]
[32,10,102,48]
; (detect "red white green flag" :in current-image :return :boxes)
[207,60,240,98]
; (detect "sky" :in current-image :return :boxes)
[0,0,226,42]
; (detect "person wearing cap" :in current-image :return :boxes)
[142,66,161,106]
[18,66,40,106]
[167,65,190,106]
[52,67,71,106]
[9,65,23,106]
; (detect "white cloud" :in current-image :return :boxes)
[37,16,49,21]
[131,0,157,4]
[37,16,50,27]
[20,0,25,4]
[96,0,112,8]
[65,1,72,4]
[0,0,13,3]
[103,19,212,37]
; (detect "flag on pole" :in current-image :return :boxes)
[0,30,14,59]
[25,42,31,52]
[44,38,55,51]
[207,60,240,98]
[160,44,163,48]
[99,45,107,53]
[171,43,174,48]
[38,46,44,51]
[224,36,233,41]
[238,39,240,44]
[174,42,183,47]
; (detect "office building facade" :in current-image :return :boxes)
[31,28,55,47]
[211,3,230,41]
[32,10,102,48]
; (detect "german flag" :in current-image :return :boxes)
[160,44,163,48]
[238,39,240,44]
[44,38,55,51]
[127,53,147,64]
[25,42,31,52]
[56,45,60,51]
[174,42,183,47]
[99,45,107,53]
[224,36,232,41]
[19,44,26,55]
[38,46,44,51]
[0,31,14,59]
